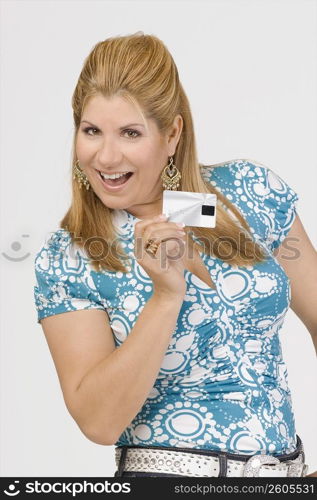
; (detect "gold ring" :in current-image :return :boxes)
[145,238,160,256]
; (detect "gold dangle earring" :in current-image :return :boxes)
[73,160,90,190]
[161,156,181,190]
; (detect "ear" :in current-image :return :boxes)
[167,114,183,154]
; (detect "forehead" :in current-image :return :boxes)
[82,94,146,125]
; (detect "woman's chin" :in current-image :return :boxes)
[97,193,132,211]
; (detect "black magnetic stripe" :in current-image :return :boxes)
[201,205,215,216]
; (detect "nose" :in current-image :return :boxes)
[96,136,123,167]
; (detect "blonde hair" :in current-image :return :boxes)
[61,31,268,272]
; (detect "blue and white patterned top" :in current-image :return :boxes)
[33,159,300,455]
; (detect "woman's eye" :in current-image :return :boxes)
[123,129,140,139]
[83,127,98,136]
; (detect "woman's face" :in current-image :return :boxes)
[75,94,183,218]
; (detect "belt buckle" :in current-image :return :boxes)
[301,464,309,477]
[287,450,308,477]
[243,454,281,477]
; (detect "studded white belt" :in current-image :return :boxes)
[115,443,308,477]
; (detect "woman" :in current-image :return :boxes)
[34,32,317,477]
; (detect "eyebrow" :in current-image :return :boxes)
[80,120,145,129]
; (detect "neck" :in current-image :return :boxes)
[124,198,163,220]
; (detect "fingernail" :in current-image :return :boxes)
[176,222,185,228]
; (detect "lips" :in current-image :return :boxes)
[97,169,134,191]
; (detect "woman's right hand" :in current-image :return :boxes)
[134,214,187,298]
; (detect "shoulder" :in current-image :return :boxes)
[33,229,106,323]
[200,158,299,251]
[35,228,72,252]
[201,158,275,186]
[200,158,298,203]
[199,158,270,209]
[34,228,89,275]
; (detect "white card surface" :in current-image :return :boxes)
[162,190,217,228]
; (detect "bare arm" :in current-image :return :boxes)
[41,292,184,446]
[40,215,187,445]
[274,215,317,477]
[273,214,317,354]
[74,292,183,444]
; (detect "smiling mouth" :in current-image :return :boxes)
[98,170,134,187]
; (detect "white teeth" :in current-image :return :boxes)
[100,171,130,180]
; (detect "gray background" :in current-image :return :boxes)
[1,0,316,477]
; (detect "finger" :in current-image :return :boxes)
[142,236,185,262]
[134,217,187,262]
[158,238,186,269]
[134,217,167,259]
[163,238,186,257]
[143,227,186,245]
[134,215,168,238]
[135,217,186,238]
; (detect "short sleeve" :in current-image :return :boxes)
[34,229,106,324]
[236,160,299,252]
